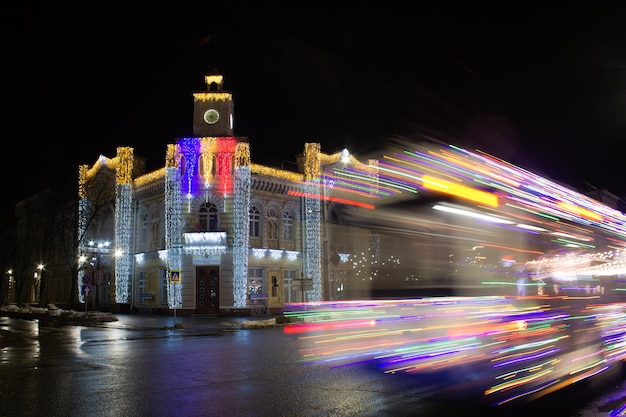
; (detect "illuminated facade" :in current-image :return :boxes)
[76,72,375,315]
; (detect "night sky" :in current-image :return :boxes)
[4,3,626,214]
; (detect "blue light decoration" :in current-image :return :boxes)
[178,137,199,195]
[114,147,134,304]
[165,144,183,309]
[233,142,251,308]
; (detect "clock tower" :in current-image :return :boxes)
[193,72,234,137]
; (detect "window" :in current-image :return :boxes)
[267,207,278,240]
[141,213,149,245]
[283,211,293,241]
[249,206,261,237]
[284,269,297,303]
[198,202,218,232]
[199,154,215,177]
[248,268,265,303]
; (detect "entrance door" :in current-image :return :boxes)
[196,267,219,315]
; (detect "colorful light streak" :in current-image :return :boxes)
[422,175,499,207]
[287,190,375,209]
[284,296,626,406]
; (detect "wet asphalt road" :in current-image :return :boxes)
[2,313,626,417]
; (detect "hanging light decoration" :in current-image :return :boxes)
[165,144,183,308]
[114,147,134,303]
[233,142,251,307]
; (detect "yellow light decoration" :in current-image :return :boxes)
[319,150,368,171]
[305,143,321,180]
[78,165,88,199]
[200,137,217,184]
[193,92,232,102]
[116,147,134,185]
[134,168,166,187]
[166,144,177,168]
[204,74,224,85]
[250,163,303,182]
[235,142,251,167]
[84,154,116,180]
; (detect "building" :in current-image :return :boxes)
[76,72,375,315]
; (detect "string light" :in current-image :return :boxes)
[233,165,251,307]
[165,163,183,308]
[115,183,132,303]
[114,147,134,303]
[77,197,89,304]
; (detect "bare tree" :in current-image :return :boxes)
[0,215,16,304]
[51,198,111,307]
[44,172,116,309]
[0,174,116,309]
[8,189,56,306]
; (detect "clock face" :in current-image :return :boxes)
[203,109,220,124]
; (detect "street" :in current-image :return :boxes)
[1,314,625,417]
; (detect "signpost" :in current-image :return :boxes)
[169,271,181,324]
[82,275,93,311]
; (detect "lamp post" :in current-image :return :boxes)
[35,263,44,306]
[78,254,89,311]
[5,269,13,305]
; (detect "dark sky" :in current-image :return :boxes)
[4,3,626,212]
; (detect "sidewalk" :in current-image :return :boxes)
[0,305,287,330]
[102,313,284,331]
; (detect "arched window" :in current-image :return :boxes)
[180,155,186,177]
[141,212,149,244]
[199,154,214,178]
[198,202,218,232]
[283,211,293,241]
[249,206,261,237]
[267,207,278,241]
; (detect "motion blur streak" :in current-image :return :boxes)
[280,140,626,408]
[284,296,626,406]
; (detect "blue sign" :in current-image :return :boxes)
[82,285,92,296]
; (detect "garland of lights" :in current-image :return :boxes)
[179,138,199,195]
[200,138,216,185]
[115,184,132,303]
[165,159,183,308]
[77,195,89,304]
[114,147,134,304]
[75,129,626,314]
[233,165,251,307]
[303,143,323,301]
[304,182,322,301]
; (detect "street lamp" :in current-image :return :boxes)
[35,263,44,306]
[5,269,13,304]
